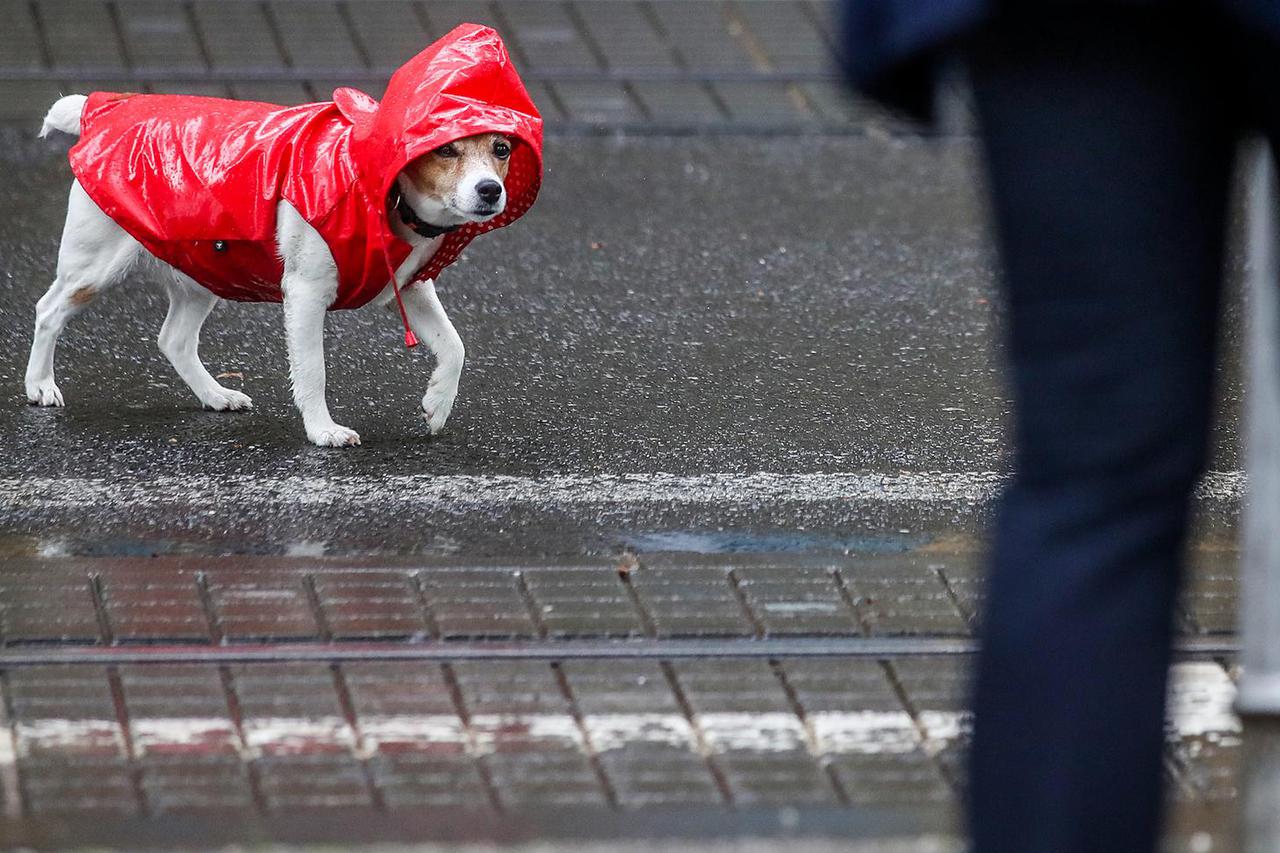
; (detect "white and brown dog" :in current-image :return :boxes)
[25,25,543,446]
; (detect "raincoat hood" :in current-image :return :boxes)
[337,22,543,289]
[67,24,542,344]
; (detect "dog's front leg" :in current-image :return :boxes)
[401,279,465,434]
[278,202,359,447]
[281,271,359,448]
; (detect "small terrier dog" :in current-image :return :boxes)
[27,24,542,447]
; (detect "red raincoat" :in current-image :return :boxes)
[68,24,542,344]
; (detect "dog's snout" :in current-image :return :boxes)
[476,179,503,205]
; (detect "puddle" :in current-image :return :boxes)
[0,533,457,559]
[619,530,933,554]
[1,528,941,559]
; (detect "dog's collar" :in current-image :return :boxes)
[388,188,461,239]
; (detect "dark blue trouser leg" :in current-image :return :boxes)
[966,13,1236,853]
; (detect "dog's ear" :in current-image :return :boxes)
[333,87,378,132]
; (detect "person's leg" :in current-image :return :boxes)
[1243,30,1280,164]
[966,11,1236,853]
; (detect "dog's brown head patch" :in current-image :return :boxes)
[403,133,512,199]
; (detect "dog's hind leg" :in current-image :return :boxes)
[25,181,141,406]
[159,273,252,411]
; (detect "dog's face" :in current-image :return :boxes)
[395,133,512,232]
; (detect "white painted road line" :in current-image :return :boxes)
[0,470,1244,510]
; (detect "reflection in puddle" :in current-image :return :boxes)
[619,530,932,554]
[284,540,329,557]
[0,534,446,559]
[1,529,937,559]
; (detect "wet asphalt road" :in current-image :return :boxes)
[0,128,1244,556]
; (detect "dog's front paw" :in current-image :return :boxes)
[203,387,253,412]
[421,381,457,435]
[308,423,361,447]
[26,380,64,407]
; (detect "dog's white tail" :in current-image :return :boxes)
[39,94,87,139]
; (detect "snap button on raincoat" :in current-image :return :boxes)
[67,23,542,343]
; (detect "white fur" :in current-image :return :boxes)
[39,95,87,138]
[401,278,465,434]
[395,166,504,227]
[29,95,501,448]
[159,274,253,411]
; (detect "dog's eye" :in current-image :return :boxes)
[493,140,511,159]
[435,144,459,158]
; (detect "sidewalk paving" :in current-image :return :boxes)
[0,0,911,133]
[0,555,1244,849]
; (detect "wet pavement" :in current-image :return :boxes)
[0,127,1247,851]
[0,1,1250,849]
[0,557,1245,850]
[0,129,1244,558]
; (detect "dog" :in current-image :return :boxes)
[26,24,542,447]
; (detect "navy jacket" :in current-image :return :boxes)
[843,0,1280,122]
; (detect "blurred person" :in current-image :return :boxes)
[843,1,1278,851]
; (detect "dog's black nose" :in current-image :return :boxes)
[476,180,503,205]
